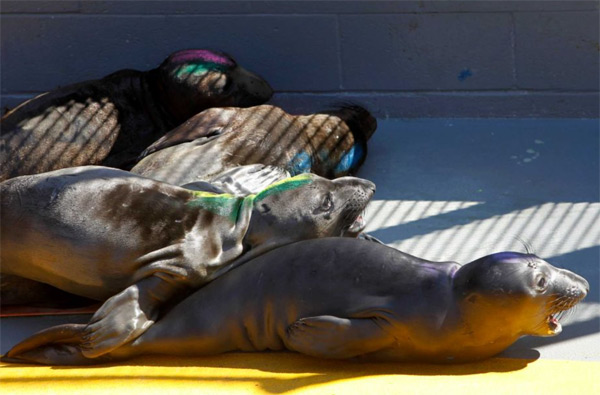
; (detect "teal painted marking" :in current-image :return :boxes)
[175,62,228,78]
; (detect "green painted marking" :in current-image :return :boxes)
[189,191,235,199]
[175,62,228,78]
[186,174,314,221]
[254,174,314,201]
[186,191,246,222]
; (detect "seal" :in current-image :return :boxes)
[0,167,374,358]
[130,104,377,186]
[0,49,273,180]
[0,164,292,309]
[2,238,588,365]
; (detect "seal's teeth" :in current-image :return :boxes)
[356,210,366,224]
[352,214,365,230]
[547,315,563,334]
[344,211,367,236]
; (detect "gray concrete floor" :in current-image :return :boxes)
[1,118,599,362]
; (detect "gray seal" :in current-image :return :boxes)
[0,164,292,310]
[131,104,377,186]
[2,238,588,365]
[1,168,374,358]
[0,49,272,180]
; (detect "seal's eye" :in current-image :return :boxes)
[320,194,333,212]
[535,275,548,292]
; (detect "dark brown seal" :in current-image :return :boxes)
[0,167,374,358]
[2,238,588,365]
[131,104,377,187]
[0,49,273,180]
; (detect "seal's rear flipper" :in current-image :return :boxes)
[2,344,103,366]
[285,315,395,359]
[2,323,104,365]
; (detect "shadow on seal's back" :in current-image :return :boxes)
[0,49,273,180]
[131,104,377,186]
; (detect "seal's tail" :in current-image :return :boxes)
[1,324,107,365]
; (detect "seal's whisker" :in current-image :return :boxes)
[560,305,578,322]
[549,298,570,311]
[546,293,581,319]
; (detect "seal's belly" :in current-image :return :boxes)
[1,226,145,300]
[0,199,198,300]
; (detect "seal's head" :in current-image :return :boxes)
[454,252,589,338]
[246,173,376,247]
[157,49,273,122]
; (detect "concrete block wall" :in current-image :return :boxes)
[1,1,598,117]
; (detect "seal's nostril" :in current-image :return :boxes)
[361,180,376,193]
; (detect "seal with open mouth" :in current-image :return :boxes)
[0,168,374,359]
[2,238,588,365]
[0,49,273,180]
[131,104,376,187]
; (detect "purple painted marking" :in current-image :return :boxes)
[169,50,235,67]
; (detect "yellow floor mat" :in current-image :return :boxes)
[1,353,597,394]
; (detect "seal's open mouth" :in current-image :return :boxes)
[547,314,563,335]
[544,291,586,336]
[546,307,575,335]
[341,210,366,237]
[347,211,366,234]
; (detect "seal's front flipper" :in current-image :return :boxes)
[180,181,227,194]
[180,165,289,196]
[285,315,394,359]
[81,284,154,358]
[210,165,291,196]
[138,115,228,159]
